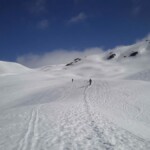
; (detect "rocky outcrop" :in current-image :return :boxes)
[107,53,116,60]
[129,51,138,57]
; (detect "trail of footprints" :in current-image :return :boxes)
[15,82,150,150]
[17,107,39,150]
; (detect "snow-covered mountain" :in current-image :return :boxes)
[0,39,150,150]
[0,61,31,75]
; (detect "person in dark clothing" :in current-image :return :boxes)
[72,79,74,82]
[89,79,92,86]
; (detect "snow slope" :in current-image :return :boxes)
[0,61,31,75]
[0,39,150,150]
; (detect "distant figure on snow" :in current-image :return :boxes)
[89,79,92,86]
[72,79,74,82]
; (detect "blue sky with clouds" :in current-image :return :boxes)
[0,0,150,62]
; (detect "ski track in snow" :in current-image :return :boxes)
[82,81,150,150]
[33,81,149,150]
[0,79,150,150]
[83,84,115,150]
[17,106,39,150]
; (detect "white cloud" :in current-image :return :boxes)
[37,19,49,29]
[131,0,142,16]
[29,0,47,14]
[68,12,87,23]
[16,34,150,68]
[16,48,103,68]
[132,6,141,15]
[26,0,49,28]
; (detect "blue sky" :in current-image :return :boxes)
[0,0,150,63]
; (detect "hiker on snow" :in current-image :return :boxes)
[72,79,74,82]
[89,79,92,86]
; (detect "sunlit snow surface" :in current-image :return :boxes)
[0,40,150,150]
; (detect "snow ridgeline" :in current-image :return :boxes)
[39,37,150,81]
[0,38,150,150]
[0,61,31,75]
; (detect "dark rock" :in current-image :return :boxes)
[124,56,127,58]
[107,53,116,60]
[66,58,81,66]
[129,51,138,57]
[66,62,73,66]
[74,58,81,62]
